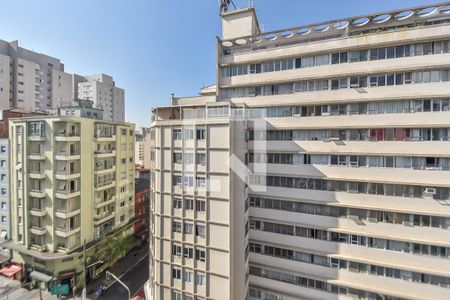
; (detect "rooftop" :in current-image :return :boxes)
[220,2,450,54]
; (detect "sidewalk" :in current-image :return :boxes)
[0,276,59,300]
[85,242,149,299]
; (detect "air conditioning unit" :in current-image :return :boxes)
[424,187,437,195]
[403,221,414,227]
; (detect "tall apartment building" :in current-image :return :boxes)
[0,39,73,112]
[0,39,125,122]
[74,74,125,122]
[149,2,450,300]
[5,116,135,288]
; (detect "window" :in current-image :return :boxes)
[173,198,182,209]
[0,161,6,167]
[184,128,194,140]
[0,174,5,181]
[184,198,194,210]
[0,146,5,153]
[1,216,6,223]
[172,220,182,233]
[184,222,193,234]
[196,153,206,166]
[0,188,6,195]
[183,270,193,284]
[195,200,206,212]
[120,215,125,223]
[173,129,182,140]
[195,249,206,262]
[196,128,205,140]
[1,202,6,209]
[172,292,182,300]
[195,272,206,286]
[196,176,206,188]
[183,247,193,259]
[172,267,181,280]
[195,224,206,238]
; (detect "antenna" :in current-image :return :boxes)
[220,0,236,13]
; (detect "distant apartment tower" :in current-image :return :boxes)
[136,127,150,166]
[0,39,73,112]
[6,116,135,288]
[150,2,450,300]
[74,74,125,122]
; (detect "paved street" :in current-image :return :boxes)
[100,253,148,300]
[86,243,149,300]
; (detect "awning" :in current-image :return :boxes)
[0,264,22,277]
[30,270,53,282]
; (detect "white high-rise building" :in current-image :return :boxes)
[149,2,450,300]
[0,39,73,112]
[0,39,125,122]
[75,74,125,122]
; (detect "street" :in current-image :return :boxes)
[99,253,149,300]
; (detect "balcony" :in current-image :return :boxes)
[55,189,80,199]
[54,133,80,142]
[94,196,116,209]
[29,189,46,198]
[94,165,115,175]
[55,169,81,180]
[94,150,116,159]
[28,152,45,160]
[28,134,45,142]
[55,206,81,219]
[30,244,48,252]
[29,207,46,217]
[28,169,45,179]
[94,181,116,191]
[29,226,46,235]
[54,150,81,161]
[93,211,115,226]
[55,226,80,238]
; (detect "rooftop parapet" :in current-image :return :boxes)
[220,2,450,55]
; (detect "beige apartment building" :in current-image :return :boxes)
[149,2,450,300]
[5,116,135,288]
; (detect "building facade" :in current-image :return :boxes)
[5,116,135,288]
[150,2,450,300]
[0,39,125,122]
[0,39,73,112]
[135,177,150,241]
[75,74,125,122]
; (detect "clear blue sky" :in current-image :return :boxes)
[0,0,442,127]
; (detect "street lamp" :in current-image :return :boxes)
[106,271,130,300]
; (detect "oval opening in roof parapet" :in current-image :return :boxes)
[235,39,247,45]
[373,14,392,24]
[416,7,438,18]
[394,10,414,20]
[265,34,277,41]
[297,28,311,35]
[252,37,262,44]
[222,41,233,47]
[441,5,450,14]
[314,24,329,32]
[281,31,294,38]
[333,21,349,30]
[352,17,370,27]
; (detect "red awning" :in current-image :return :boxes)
[0,264,22,278]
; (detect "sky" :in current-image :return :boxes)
[0,0,443,127]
